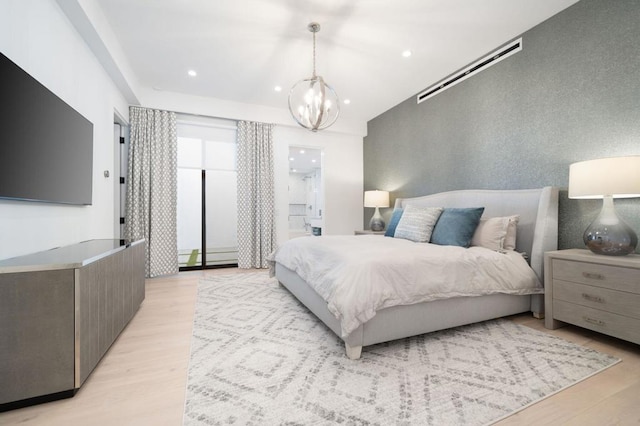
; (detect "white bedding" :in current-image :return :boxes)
[271,235,542,337]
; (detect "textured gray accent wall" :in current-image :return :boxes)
[364,0,640,252]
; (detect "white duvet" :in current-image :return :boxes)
[271,235,542,337]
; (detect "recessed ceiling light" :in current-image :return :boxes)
[188,70,197,77]
[343,99,351,105]
[292,169,297,172]
[299,149,305,154]
[289,157,294,161]
[312,159,316,163]
[402,50,412,58]
[274,86,282,92]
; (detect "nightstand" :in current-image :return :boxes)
[354,230,385,235]
[544,249,640,345]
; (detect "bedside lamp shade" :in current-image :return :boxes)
[569,156,640,256]
[364,190,389,208]
[364,190,389,231]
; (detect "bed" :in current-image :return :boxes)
[272,187,559,359]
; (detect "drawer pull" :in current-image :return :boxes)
[582,272,604,280]
[583,316,606,327]
[581,293,605,304]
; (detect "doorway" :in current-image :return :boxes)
[288,146,324,239]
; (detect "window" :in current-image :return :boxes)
[176,116,237,269]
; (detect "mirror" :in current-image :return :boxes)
[288,146,324,239]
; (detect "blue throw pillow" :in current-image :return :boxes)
[430,207,485,247]
[384,208,404,237]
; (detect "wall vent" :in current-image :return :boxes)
[417,38,522,104]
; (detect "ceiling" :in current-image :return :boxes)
[94,0,579,125]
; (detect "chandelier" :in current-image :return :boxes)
[288,22,340,132]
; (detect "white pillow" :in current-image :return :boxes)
[504,215,520,251]
[394,205,443,243]
[472,215,520,251]
[472,216,508,251]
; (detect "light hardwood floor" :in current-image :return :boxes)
[1,269,639,425]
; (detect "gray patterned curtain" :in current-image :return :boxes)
[237,121,276,268]
[125,106,178,277]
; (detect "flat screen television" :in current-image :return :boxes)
[0,51,93,205]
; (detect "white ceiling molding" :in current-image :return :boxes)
[55,0,140,104]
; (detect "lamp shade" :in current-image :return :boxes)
[569,156,640,199]
[364,190,389,208]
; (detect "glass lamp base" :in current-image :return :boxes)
[583,196,638,256]
[369,207,385,232]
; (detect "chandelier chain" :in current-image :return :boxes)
[312,30,317,78]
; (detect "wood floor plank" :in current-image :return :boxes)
[1,268,638,425]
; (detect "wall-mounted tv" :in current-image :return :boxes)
[0,51,93,205]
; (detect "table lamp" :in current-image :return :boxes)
[569,156,640,256]
[364,190,389,231]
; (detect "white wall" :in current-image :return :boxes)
[0,0,129,259]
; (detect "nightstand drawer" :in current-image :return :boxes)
[552,259,640,293]
[553,300,640,345]
[553,280,640,320]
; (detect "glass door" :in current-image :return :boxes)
[177,118,238,270]
[177,137,204,268]
[203,138,238,266]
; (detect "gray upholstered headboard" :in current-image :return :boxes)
[394,187,559,285]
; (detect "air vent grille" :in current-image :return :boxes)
[417,38,522,104]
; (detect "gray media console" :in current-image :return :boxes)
[0,239,145,411]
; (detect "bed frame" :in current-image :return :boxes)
[275,187,559,359]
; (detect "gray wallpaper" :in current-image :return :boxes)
[364,0,640,252]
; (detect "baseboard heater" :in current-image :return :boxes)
[417,38,522,104]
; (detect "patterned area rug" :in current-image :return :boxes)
[183,272,619,425]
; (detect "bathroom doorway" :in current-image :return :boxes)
[288,146,324,239]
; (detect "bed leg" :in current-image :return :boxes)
[345,343,362,360]
[531,294,544,319]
